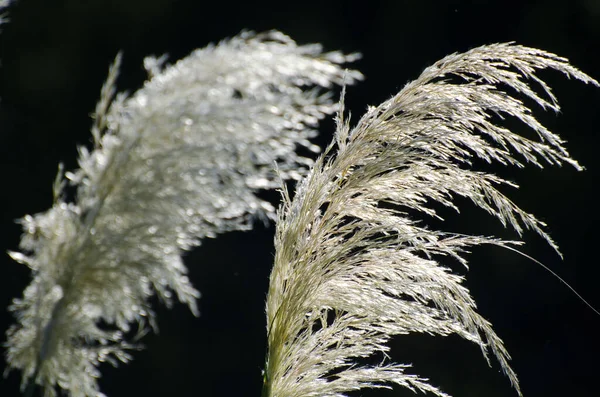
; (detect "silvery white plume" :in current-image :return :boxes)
[263,43,597,397]
[5,30,361,397]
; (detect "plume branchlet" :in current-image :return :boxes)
[5,30,361,397]
[264,43,598,397]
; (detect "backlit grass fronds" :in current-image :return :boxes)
[264,43,597,397]
[5,30,361,397]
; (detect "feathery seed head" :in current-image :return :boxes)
[264,43,598,397]
[5,30,361,397]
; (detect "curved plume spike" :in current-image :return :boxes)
[5,30,362,397]
[264,43,598,397]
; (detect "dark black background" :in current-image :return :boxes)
[1,1,599,396]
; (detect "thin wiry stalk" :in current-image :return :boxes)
[4,30,361,397]
[264,43,598,397]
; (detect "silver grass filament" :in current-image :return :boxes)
[5,30,361,397]
[264,43,598,397]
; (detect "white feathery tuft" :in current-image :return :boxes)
[263,43,598,397]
